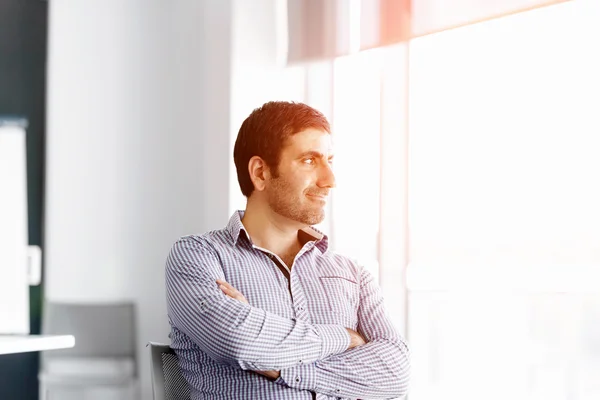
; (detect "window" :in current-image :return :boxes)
[305,1,600,399]
[408,2,600,399]
[305,50,386,283]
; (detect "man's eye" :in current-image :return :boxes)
[303,158,315,165]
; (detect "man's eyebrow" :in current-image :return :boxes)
[298,150,334,159]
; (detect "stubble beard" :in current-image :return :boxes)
[267,176,325,226]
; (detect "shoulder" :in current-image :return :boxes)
[166,228,235,271]
[170,228,233,253]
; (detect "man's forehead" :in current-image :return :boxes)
[283,128,334,154]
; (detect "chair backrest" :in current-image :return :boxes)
[147,342,191,400]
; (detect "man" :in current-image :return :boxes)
[165,101,410,399]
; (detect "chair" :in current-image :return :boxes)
[39,302,138,400]
[147,342,191,400]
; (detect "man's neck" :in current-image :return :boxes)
[241,200,304,260]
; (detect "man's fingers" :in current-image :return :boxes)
[216,279,234,290]
[218,284,231,295]
[218,284,237,297]
[216,279,249,304]
[217,280,237,296]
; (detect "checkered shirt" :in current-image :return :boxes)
[165,211,410,399]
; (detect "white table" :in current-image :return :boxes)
[0,335,75,355]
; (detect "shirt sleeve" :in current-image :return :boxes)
[276,267,411,399]
[165,236,350,371]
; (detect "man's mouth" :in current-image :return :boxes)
[306,193,328,201]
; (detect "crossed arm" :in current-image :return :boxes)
[166,237,410,399]
[217,279,366,380]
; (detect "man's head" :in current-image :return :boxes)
[233,101,335,225]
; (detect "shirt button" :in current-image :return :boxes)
[295,376,301,383]
[298,360,303,364]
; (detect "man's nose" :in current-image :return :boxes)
[317,163,336,188]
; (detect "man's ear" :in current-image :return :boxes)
[248,156,270,192]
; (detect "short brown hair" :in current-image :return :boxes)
[233,101,331,197]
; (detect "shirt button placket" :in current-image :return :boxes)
[290,274,309,321]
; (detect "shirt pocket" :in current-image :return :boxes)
[319,275,359,329]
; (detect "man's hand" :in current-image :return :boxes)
[255,370,281,380]
[217,279,249,304]
[346,328,366,349]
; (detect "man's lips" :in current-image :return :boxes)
[306,193,329,201]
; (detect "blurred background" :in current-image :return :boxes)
[1,0,599,399]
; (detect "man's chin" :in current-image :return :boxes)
[286,211,324,227]
[270,202,325,226]
[300,209,325,226]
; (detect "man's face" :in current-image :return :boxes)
[266,128,335,226]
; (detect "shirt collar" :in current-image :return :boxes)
[226,210,249,246]
[226,210,329,252]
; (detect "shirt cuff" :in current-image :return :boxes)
[314,324,350,359]
[276,363,317,391]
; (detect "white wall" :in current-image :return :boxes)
[46,1,231,398]
[45,0,306,397]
